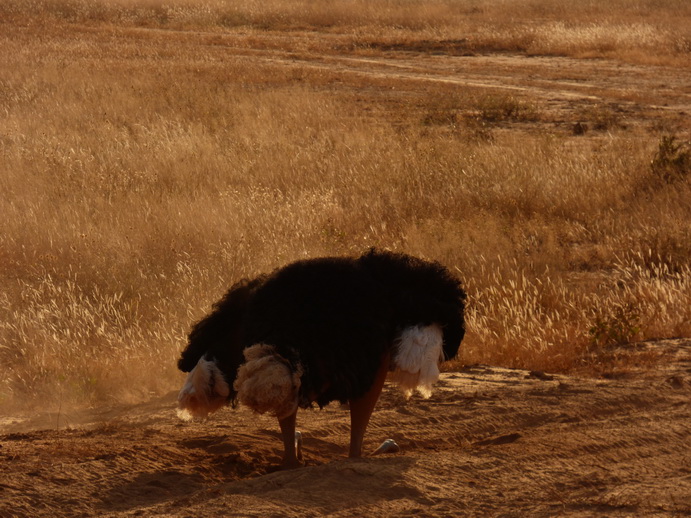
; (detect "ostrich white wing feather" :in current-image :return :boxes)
[233,344,302,420]
[177,357,230,420]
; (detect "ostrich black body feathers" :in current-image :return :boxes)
[178,249,466,413]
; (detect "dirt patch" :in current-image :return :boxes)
[2,339,689,517]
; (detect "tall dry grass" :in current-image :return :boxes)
[2,0,689,64]
[1,0,690,411]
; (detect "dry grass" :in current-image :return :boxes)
[1,0,690,411]
[2,0,691,63]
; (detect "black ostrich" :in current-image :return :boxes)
[177,249,466,468]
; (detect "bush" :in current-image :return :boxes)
[650,135,691,184]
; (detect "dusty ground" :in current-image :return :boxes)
[1,338,689,517]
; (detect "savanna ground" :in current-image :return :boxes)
[1,0,690,516]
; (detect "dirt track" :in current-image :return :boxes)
[151,28,689,135]
[1,339,689,517]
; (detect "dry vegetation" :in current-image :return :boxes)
[1,0,690,412]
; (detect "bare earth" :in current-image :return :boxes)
[1,339,689,517]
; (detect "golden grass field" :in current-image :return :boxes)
[1,2,691,517]
[1,0,690,413]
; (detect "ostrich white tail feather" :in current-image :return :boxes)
[177,357,230,420]
[390,324,444,398]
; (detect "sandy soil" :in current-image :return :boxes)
[1,338,689,517]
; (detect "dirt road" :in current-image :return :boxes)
[1,339,689,517]
[168,28,688,133]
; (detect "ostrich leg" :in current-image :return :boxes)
[348,353,390,458]
[278,410,302,469]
